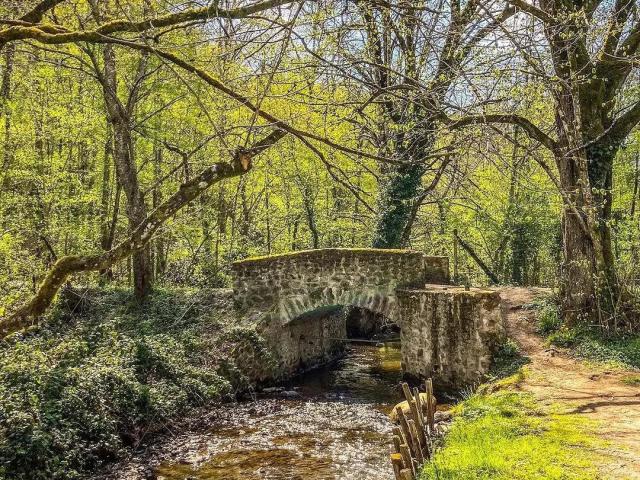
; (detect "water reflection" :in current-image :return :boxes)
[154,341,403,480]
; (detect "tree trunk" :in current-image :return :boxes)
[372,162,425,248]
[101,44,152,300]
[302,193,319,249]
[559,198,599,325]
[152,142,166,280]
[113,111,153,299]
[99,126,114,281]
[0,42,15,193]
[554,91,620,330]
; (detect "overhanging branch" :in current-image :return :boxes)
[1,129,287,336]
[442,113,558,151]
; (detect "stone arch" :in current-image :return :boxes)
[231,248,449,325]
[276,285,398,326]
[230,248,450,378]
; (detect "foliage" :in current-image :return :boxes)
[0,288,251,479]
[532,295,640,369]
[548,330,640,370]
[534,297,563,335]
[486,338,530,381]
[420,391,603,480]
[621,374,640,386]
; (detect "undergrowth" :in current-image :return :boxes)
[487,338,530,381]
[534,296,640,370]
[0,288,268,480]
[420,390,603,480]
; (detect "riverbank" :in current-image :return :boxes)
[0,288,271,480]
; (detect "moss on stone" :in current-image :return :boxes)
[231,247,429,266]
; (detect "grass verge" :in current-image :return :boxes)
[421,386,603,480]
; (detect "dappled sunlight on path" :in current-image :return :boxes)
[501,288,640,480]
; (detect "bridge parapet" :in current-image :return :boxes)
[397,285,505,389]
[231,248,449,322]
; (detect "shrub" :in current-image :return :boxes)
[535,299,562,335]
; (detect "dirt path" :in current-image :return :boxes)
[499,287,640,480]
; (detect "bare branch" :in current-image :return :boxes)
[506,0,556,24]
[443,113,558,151]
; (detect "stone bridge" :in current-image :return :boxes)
[231,248,504,389]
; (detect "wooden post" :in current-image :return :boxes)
[402,382,414,403]
[393,434,402,454]
[409,398,426,449]
[400,444,415,477]
[391,453,404,479]
[413,387,425,426]
[425,378,435,432]
[407,419,425,463]
[393,426,405,444]
[396,407,417,458]
[400,468,414,480]
[453,229,459,284]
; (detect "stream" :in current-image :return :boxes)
[152,340,403,480]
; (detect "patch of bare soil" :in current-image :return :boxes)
[499,287,640,480]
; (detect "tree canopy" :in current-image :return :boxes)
[2,0,640,334]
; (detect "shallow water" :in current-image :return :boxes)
[154,341,403,480]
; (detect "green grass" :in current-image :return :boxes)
[621,374,640,386]
[420,390,603,480]
[0,288,271,480]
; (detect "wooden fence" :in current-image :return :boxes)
[390,379,437,480]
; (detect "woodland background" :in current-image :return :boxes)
[3,2,640,479]
[6,0,636,319]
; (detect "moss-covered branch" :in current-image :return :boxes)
[1,0,295,42]
[1,130,287,336]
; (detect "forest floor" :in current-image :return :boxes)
[501,287,640,480]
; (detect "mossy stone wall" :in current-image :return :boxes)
[397,285,505,389]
